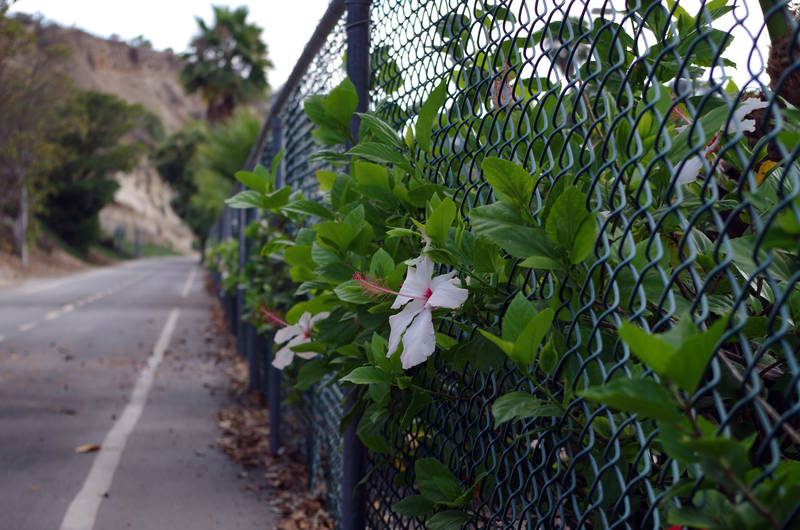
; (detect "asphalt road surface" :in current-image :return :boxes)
[0,257,277,530]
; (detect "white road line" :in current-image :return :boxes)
[62,304,75,313]
[18,322,36,332]
[180,266,197,298]
[45,311,61,321]
[59,308,180,530]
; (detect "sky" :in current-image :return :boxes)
[8,0,770,91]
[8,0,332,88]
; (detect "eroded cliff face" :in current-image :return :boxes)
[43,24,205,254]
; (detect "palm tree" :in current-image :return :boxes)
[181,6,272,123]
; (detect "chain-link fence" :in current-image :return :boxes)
[210,0,800,528]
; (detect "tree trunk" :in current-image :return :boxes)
[13,185,28,268]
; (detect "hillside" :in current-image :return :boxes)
[38,21,206,254]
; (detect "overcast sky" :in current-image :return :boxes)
[8,0,770,91]
[8,0,332,88]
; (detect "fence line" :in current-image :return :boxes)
[209,1,800,528]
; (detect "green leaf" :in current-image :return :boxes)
[666,506,719,528]
[426,197,457,244]
[341,366,393,385]
[261,186,292,209]
[578,378,681,423]
[297,359,327,391]
[285,295,338,324]
[304,95,328,127]
[283,245,315,269]
[619,316,728,393]
[325,78,358,131]
[545,186,590,252]
[316,170,336,191]
[400,391,432,429]
[471,202,559,259]
[269,151,284,186]
[234,169,268,192]
[317,221,355,251]
[618,322,676,376]
[354,160,390,189]
[357,112,403,149]
[289,341,326,354]
[478,329,514,356]
[369,248,395,277]
[392,495,434,517]
[667,104,729,166]
[343,204,366,234]
[519,255,563,270]
[570,213,596,264]
[225,190,263,209]
[356,414,391,453]
[347,142,413,172]
[492,391,561,426]
[481,157,534,210]
[334,280,374,304]
[513,308,554,365]
[427,511,471,529]
[502,293,538,342]
[669,316,728,392]
[280,200,334,220]
[416,79,448,153]
[415,458,462,503]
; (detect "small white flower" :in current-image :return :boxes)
[674,98,769,185]
[386,255,468,369]
[272,311,329,369]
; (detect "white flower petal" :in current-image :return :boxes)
[273,335,308,369]
[391,263,428,309]
[729,98,769,134]
[387,298,425,357]
[739,118,756,133]
[274,323,303,344]
[427,273,468,309]
[272,345,295,369]
[676,154,705,185]
[296,351,318,360]
[297,312,312,329]
[309,312,330,326]
[400,308,436,369]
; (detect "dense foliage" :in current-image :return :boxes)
[155,109,261,254]
[0,9,71,262]
[41,91,159,253]
[220,1,798,527]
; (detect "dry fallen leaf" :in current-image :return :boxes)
[74,443,100,454]
[210,302,333,529]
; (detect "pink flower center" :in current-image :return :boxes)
[303,328,312,339]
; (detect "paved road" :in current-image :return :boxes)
[0,257,277,530]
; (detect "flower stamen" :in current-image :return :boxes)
[260,307,288,327]
[352,272,427,301]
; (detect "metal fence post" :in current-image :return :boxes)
[343,1,370,528]
[245,206,261,390]
[268,115,284,455]
[237,186,247,359]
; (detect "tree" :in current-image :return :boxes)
[154,109,260,256]
[41,91,159,253]
[181,5,272,122]
[0,11,72,266]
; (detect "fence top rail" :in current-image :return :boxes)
[244,0,346,171]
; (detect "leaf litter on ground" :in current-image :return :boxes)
[209,302,333,530]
